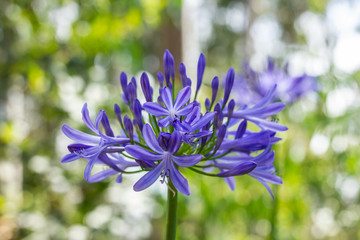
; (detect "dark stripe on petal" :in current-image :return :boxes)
[191,112,215,130]
[88,168,118,183]
[158,116,171,128]
[142,124,164,153]
[167,131,182,154]
[174,86,191,110]
[161,87,173,110]
[61,153,81,163]
[176,103,194,116]
[125,145,163,161]
[62,125,100,144]
[81,103,98,133]
[143,102,169,116]
[133,161,165,191]
[169,161,190,196]
[196,53,206,91]
[172,154,202,167]
[217,161,257,177]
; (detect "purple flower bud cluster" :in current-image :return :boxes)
[61,50,287,197]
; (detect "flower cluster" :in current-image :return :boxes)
[234,58,317,106]
[61,50,287,197]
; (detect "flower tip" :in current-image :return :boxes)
[141,71,147,78]
[133,185,142,192]
[114,103,121,114]
[120,72,128,89]
[61,124,68,132]
[164,49,174,60]
[228,99,235,109]
[199,53,205,63]
[82,102,88,110]
[120,71,127,79]
[179,62,186,74]
[183,189,191,196]
[61,153,78,163]
[227,67,235,79]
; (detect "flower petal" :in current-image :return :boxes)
[235,120,247,139]
[176,103,194,116]
[142,124,164,153]
[217,161,257,177]
[94,110,104,130]
[81,103,99,133]
[169,161,190,195]
[84,157,98,182]
[61,153,81,163]
[88,168,118,183]
[223,68,235,106]
[101,111,114,137]
[191,112,216,130]
[133,161,165,191]
[125,145,163,161]
[253,84,277,108]
[167,131,182,154]
[161,87,173,110]
[211,76,219,103]
[219,131,270,151]
[185,106,201,123]
[249,170,283,184]
[143,102,168,116]
[254,178,275,198]
[173,121,191,132]
[172,154,202,167]
[247,117,288,132]
[116,174,123,183]
[98,154,122,172]
[174,86,191,110]
[196,53,206,91]
[158,116,171,128]
[220,169,236,191]
[189,131,212,138]
[62,125,100,144]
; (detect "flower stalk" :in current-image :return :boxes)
[165,180,178,240]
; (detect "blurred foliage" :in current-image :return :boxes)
[1,0,360,239]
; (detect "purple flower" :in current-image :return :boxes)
[216,145,282,198]
[87,153,138,184]
[180,106,215,144]
[61,103,130,181]
[61,50,287,197]
[125,124,203,195]
[143,86,194,129]
[224,85,288,132]
[234,57,317,105]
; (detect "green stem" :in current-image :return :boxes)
[189,167,219,177]
[194,90,198,101]
[165,180,178,240]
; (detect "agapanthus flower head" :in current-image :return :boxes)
[234,57,317,106]
[61,50,287,197]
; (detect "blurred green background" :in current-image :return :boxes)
[1,0,359,239]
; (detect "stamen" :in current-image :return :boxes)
[165,181,176,197]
